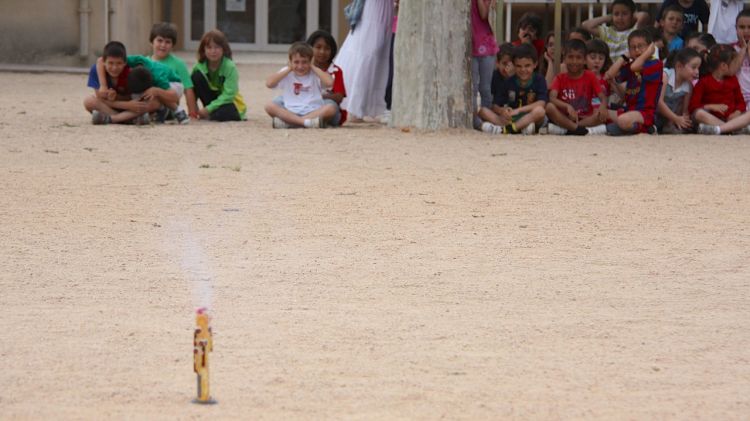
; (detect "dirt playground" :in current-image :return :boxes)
[1,66,749,419]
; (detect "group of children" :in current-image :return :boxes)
[84,0,750,136]
[83,23,345,128]
[472,0,750,136]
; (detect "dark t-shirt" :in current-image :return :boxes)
[656,0,709,38]
[494,73,548,108]
[490,69,505,98]
[87,64,130,96]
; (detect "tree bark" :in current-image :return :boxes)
[391,0,473,130]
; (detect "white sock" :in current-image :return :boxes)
[303,119,313,128]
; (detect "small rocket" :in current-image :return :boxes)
[193,307,215,404]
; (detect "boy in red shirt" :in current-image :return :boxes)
[604,29,663,134]
[546,39,608,135]
[692,44,750,134]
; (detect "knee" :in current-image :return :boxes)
[83,96,96,110]
[532,106,546,118]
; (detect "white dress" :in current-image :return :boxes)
[334,0,393,119]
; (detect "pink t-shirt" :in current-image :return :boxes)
[471,0,499,57]
[734,43,750,108]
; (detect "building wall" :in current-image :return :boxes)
[0,0,83,66]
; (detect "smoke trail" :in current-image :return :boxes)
[170,219,214,311]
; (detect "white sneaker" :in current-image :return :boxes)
[272,117,291,129]
[134,113,150,126]
[698,123,720,135]
[521,122,535,135]
[739,125,750,135]
[480,121,503,134]
[379,110,392,124]
[547,123,567,135]
[586,124,607,135]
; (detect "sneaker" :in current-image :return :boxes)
[305,117,324,128]
[174,109,190,125]
[697,123,720,135]
[134,113,150,126]
[606,123,625,136]
[379,110,392,124]
[91,110,111,125]
[586,124,607,135]
[739,125,750,135]
[547,123,567,135]
[521,122,535,135]
[272,117,291,129]
[154,106,170,123]
[480,121,503,134]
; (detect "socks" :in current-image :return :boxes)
[303,119,313,128]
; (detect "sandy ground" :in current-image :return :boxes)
[1,65,749,420]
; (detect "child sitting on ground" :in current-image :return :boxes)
[691,45,750,135]
[604,29,663,134]
[546,39,608,135]
[582,0,649,62]
[659,6,685,54]
[657,47,701,133]
[148,22,194,123]
[586,39,620,108]
[478,43,547,135]
[83,42,164,125]
[306,30,347,127]
[264,42,336,129]
[491,43,515,98]
[191,30,246,121]
[732,10,750,109]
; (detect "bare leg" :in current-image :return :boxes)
[578,113,604,127]
[545,103,576,130]
[478,107,511,126]
[302,104,337,121]
[719,110,750,133]
[514,105,546,130]
[616,111,644,131]
[693,109,726,126]
[265,101,306,126]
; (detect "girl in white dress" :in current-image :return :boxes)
[334,0,394,120]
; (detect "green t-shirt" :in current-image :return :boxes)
[126,55,181,89]
[152,53,194,89]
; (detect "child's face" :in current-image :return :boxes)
[513,57,536,82]
[518,25,538,42]
[496,54,514,78]
[737,17,750,43]
[686,38,707,53]
[586,52,606,73]
[676,56,701,81]
[628,36,649,58]
[103,56,126,78]
[290,53,312,75]
[204,40,224,63]
[311,38,332,68]
[546,36,555,57]
[151,35,174,60]
[661,11,684,36]
[564,49,586,75]
[611,4,635,32]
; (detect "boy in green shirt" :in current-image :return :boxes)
[149,22,196,123]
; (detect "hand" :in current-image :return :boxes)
[509,108,521,117]
[189,111,199,119]
[544,50,553,63]
[674,114,692,130]
[646,42,656,57]
[142,87,159,101]
[566,105,578,122]
[740,35,748,50]
[133,100,149,114]
[106,89,116,101]
[198,108,210,119]
[597,105,608,123]
[707,104,729,113]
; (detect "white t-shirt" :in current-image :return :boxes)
[277,68,324,115]
[709,0,742,44]
[734,44,750,108]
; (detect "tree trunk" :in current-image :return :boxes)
[391,0,473,130]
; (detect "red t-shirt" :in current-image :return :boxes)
[325,63,348,124]
[550,70,603,116]
[512,39,545,60]
[689,74,746,120]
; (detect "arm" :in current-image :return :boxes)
[311,65,334,88]
[323,91,345,103]
[185,88,198,116]
[605,57,626,82]
[103,98,149,114]
[477,0,492,21]
[630,43,656,73]
[512,100,546,115]
[266,66,292,89]
[730,40,747,76]
[549,90,578,120]
[657,73,690,128]
[95,57,116,100]
[582,15,610,35]
[635,11,650,29]
[143,87,179,105]
[205,64,241,113]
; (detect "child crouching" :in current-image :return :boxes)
[265,42,337,129]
